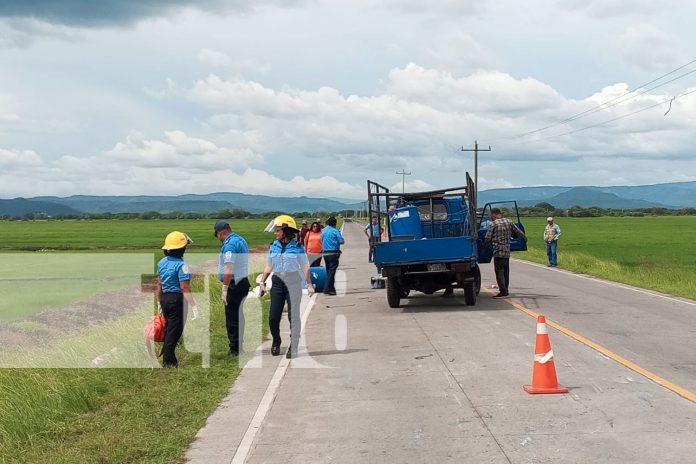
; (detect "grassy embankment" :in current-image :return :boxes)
[0,218,279,463]
[516,216,696,300]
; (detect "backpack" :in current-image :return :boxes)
[144,314,166,357]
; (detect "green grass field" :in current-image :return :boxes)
[0,218,273,252]
[516,216,696,300]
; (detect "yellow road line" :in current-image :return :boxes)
[483,288,696,403]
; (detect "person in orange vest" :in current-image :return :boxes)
[304,221,323,267]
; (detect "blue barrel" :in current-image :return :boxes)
[309,266,326,292]
[389,205,422,240]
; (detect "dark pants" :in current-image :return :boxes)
[269,274,302,351]
[546,240,558,266]
[307,254,322,268]
[493,257,510,295]
[368,238,378,262]
[225,277,250,353]
[323,252,340,294]
[160,292,184,367]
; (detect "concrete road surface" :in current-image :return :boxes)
[186,221,696,464]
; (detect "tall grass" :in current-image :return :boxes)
[0,277,270,463]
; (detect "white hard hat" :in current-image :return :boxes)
[547,217,553,221]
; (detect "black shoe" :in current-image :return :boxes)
[271,342,281,356]
[228,347,242,356]
[492,293,509,299]
[324,291,337,296]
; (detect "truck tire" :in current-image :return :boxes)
[474,266,481,295]
[464,281,477,306]
[387,277,401,308]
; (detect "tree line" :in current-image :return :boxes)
[519,202,696,217]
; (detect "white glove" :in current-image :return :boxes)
[191,305,200,321]
[259,282,267,298]
[307,283,315,296]
[157,301,163,314]
[221,284,229,303]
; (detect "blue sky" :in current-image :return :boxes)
[1,0,695,199]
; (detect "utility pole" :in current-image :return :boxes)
[461,140,491,197]
[395,169,411,193]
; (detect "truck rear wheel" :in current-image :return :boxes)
[387,277,402,308]
[464,281,477,306]
[474,266,481,295]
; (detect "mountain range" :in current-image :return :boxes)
[1,181,694,217]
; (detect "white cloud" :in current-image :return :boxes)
[615,24,684,72]
[197,48,231,67]
[556,0,664,17]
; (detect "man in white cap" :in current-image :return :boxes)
[543,217,561,267]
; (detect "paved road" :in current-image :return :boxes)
[186,222,696,463]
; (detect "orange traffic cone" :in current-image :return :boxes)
[523,315,569,394]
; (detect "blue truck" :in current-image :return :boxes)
[368,174,526,308]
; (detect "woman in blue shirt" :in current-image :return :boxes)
[157,231,198,367]
[259,215,314,358]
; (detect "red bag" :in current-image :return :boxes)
[144,314,166,357]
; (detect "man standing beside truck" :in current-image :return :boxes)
[543,216,561,267]
[484,208,527,298]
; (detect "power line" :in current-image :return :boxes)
[526,87,696,143]
[492,58,696,143]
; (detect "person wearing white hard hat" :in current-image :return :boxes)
[543,217,561,267]
[259,215,314,359]
[157,231,198,367]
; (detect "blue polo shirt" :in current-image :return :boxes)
[267,239,308,273]
[218,232,250,282]
[365,223,380,237]
[158,256,191,293]
[321,225,344,252]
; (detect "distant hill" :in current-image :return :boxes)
[0,198,82,217]
[23,193,363,216]
[1,180,693,218]
[478,181,695,209]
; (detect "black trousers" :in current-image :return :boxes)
[269,274,302,350]
[160,292,184,367]
[323,252,340,294]
[225,277,250,353]
[493,257,510,295]
[368,238,378,262]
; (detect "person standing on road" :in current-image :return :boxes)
[304,221,323,267]
[321,216,345,296]
[363,216,382,262]
[259,215,314,359]
[543,216,561,267]
[215,220,250,356]
[484,208,527,298]
[157,231,198,368]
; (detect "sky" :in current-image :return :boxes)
[1,0,695,199]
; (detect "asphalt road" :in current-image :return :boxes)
[187,221,696,463]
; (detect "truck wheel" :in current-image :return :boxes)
[464,281,477,306]
[474,266,481,295]
[387,277,402,308]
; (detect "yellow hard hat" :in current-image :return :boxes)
[270,214,298,232]
[162,231,192,250]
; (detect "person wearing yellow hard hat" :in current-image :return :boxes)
[157,231,198,367]
[259,214,314,359]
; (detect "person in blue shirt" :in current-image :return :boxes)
[259,215,314,359]
[157,231,198,368]
[363,215,382,262]
[321,216,345,296]
[215,220,250,356]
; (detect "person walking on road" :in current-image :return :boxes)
[215,220,250,356]
[259,215,314,359]
[304,221,323,267]
[363,215,382,262]
[543,216,561,267]
[484,208,527,298]
[157,231,198,368]
[321,216,344,296]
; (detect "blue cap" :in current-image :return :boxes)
[214,220,231,237]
